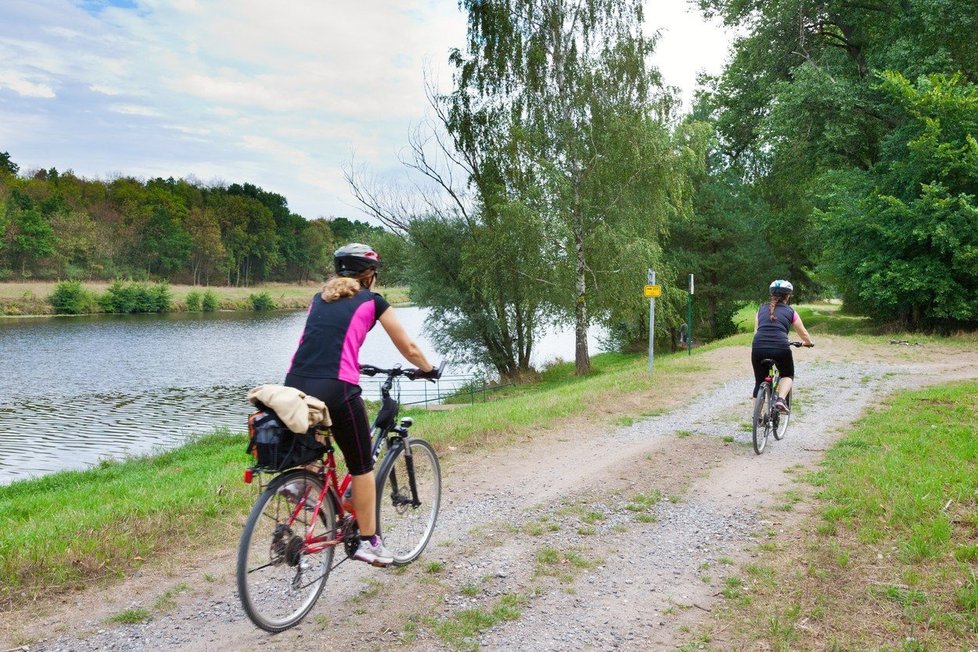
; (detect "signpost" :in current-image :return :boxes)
[647,269,656,376]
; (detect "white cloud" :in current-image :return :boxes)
[89,83,123,95]
[0,71,56,98]
[109,103,162,117]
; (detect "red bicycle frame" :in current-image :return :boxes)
[283,446,356,556]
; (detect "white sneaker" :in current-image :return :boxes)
[354,537,394,566]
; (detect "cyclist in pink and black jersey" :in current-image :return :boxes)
[285,243,436,566]
[751,280,814,414]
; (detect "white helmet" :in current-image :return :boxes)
[769,279,794,296]
[334,243,382,277]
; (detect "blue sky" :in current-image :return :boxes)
[0,0,732,221]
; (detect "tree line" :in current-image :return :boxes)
[0,154,403,287]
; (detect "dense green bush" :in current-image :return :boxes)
[98,281,171,314]
[185,290,202,312]
[249,291,276,311]
[818,73,978,330]
[49,281,97,315]
[201,289,218,312]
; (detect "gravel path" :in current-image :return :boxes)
[7,343,977,652]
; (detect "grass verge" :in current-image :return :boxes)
[0,431,252,607]
[700,380,978,650]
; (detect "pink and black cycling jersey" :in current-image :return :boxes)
[287,290,390,385]
[752,303,797,350]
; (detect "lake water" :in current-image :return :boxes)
[0,306,602,485]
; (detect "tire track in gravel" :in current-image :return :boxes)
[9,345,978,652]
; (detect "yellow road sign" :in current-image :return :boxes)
[643,284,662,298]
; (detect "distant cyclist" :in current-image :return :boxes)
[284,243,438,566]
[751,280,814,414]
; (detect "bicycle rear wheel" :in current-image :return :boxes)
[236,469,336,632]
[752,384,772,455]
[375,438,441,565]
[773,391,791,440]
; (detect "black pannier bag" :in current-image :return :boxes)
[246,409,327,471]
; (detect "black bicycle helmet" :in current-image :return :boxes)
[769,279,794,296]
[334,243,382,277]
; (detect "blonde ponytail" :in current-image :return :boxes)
[320,271,376,303]
[321,277,360,302]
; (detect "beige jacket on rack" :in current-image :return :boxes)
[247,384,331,433]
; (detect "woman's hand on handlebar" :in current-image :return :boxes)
[407,361,446,382]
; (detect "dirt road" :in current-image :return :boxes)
[5,337,977,651]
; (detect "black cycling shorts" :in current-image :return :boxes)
[751,347,795,398]
[283,375,374,475]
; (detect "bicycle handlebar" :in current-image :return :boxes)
[359,360,447,382]
[789,341,815,348]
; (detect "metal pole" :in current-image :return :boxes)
[648,269,656,376]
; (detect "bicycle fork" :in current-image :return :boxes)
[387,435,423,509]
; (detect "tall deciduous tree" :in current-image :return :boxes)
[347,96,554,379]
[452,0,682,373]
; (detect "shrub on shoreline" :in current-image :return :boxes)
[99,281,172,314]
[49,281,98,315]
[201,289,218,312]
[185,289,202,312]
[249,291,276,311]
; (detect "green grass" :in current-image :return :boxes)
[106,607,151,624]
[711,380,978,649]
[816,381,978,562]
[625,490,661,513]
[535,545,598,583]
[432,593,527,650]
[153,582,189,611]
[0,431,251,601]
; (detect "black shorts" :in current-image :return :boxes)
[751,347,795,397]
[283,375,374,475]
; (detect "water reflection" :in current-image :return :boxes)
[0,307,601,484]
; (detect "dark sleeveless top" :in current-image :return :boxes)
[286,289,390,385]
[752,303,796,350]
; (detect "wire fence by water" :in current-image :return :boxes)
[358,371,514,408]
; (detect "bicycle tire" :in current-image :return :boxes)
[375,438,441,565]
[773,391,791,440]
[752,383,771,455]
[236,469,336,632]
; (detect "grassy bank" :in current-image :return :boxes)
[695,381,978,650]
[0,281,411,316]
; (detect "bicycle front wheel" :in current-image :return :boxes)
[375,438,441,565]
[236,469,336,632]
[752,384,772,455]
[773,391,791,440]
